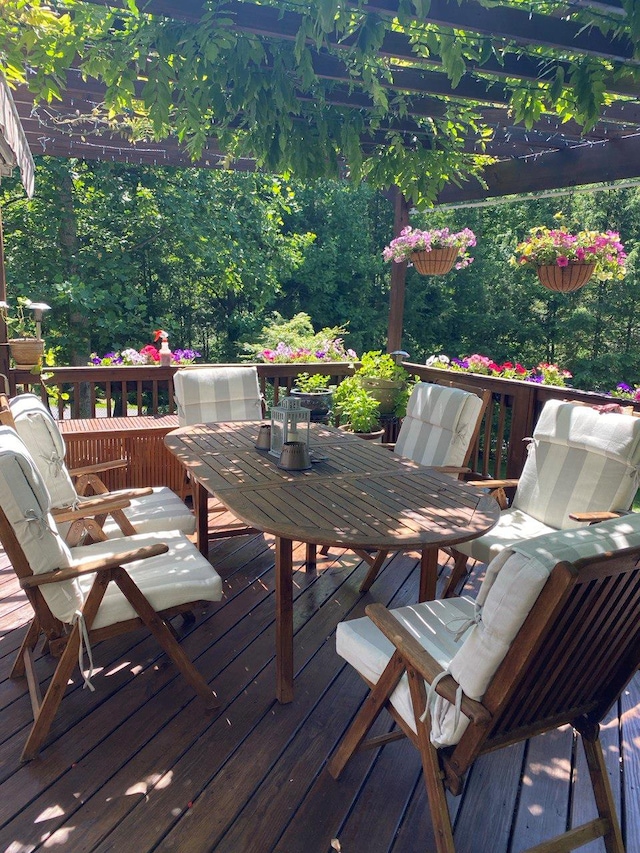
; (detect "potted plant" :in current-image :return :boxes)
[290,372,334,421]
[333,376,383,440]
[383,226,476,275]
[513,226,627,292]
[0,298,51,368]
[355,351,412,416]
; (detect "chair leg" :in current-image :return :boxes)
[20,624,82,762]
[408,667,456,853]
[442,551,469,598]
[113,568,219,710]
[11,617,41,679]
[327,651,405,779]
[582,733,625,853]
[359,550,390,593]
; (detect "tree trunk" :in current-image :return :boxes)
[57,164,91,415]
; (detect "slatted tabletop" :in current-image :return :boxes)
[165,421,500,702]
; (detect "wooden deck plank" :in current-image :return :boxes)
[0,519,636,853]
[510,727,573,850]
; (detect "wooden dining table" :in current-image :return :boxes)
[164,421,500,702]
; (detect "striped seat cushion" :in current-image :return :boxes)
[174,366,262,425]
[10,393,78,509]
[0,427,80,622]
[394,383,483,467]
[514,399,640,528]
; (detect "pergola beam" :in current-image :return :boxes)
[436,133,640,203]
[357,0,636,64]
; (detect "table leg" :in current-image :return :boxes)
[305,543,317,572]
[196,481,209,557]
[276,536,294,703]
[419,547,438,602]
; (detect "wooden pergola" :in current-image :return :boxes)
[5,0,640,349]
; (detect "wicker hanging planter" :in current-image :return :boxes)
[536,263,596,293]
[410,247,459,275]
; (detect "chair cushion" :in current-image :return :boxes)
[336,596,476,735]
[394,383,482,467]
[70,530,223,630]
[338,514,640,749]
[93,487,196,537]
[174,366,262,426]
[0,426,79,622]
[9,393,78,509]
[454,507,556,564]
[514,399,640,528]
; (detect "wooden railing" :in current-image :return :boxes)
[10,361,637,483]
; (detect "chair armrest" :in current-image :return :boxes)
[466,478,519,489]
[569,510,627,523]
[20,543,170,588]
[51,494,132,522]
[432,466,471,474]
[365,603,492,726]
[68,459,129,477]
[379,442,396,451]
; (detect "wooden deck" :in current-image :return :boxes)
[0,507,639,853]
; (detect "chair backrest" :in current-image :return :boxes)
[173,366,262,426]
[416,514,640,760]
[0,426,81,625]
[444,518,640,778]
[9,393,78,509]
[393,381,488,467]
[513,398,640,528]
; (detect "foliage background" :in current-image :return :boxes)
[2,157,640,392]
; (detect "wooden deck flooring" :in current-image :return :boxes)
[1,511,639,853]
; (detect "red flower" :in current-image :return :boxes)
[515,363,527,374]
[140,344,160,362]
[557,256,569,267]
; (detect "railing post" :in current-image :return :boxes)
[505,385,538,479]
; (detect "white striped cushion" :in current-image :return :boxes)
[0,427,80,622]
[10,393,78,509]
[394,383,483,467]
[337,513,640,748]
[174,366,262,426]
[514,399,640,528]
[71,530,223,630]
[96,487,196,537]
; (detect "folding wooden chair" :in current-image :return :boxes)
[444,397,640,597]
[329,516,640,852]
[173,366,263,541]
[355,381,491,593]
[7,393,196,538]
[0,426,223,761]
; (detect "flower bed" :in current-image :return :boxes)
[90,345,200,366]
[425,354,572,387]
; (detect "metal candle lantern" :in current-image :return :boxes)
[269,396,311,457]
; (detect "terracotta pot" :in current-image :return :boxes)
[9,338,44,369]
[410,247,458,275]
[536,263,595,293]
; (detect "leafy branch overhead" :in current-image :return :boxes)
[2,0,640,205]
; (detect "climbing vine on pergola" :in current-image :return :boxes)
[2,0,640,205]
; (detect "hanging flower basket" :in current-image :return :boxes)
[410,247,459,276]
[383,226,476,272]
[536,263,596,293]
